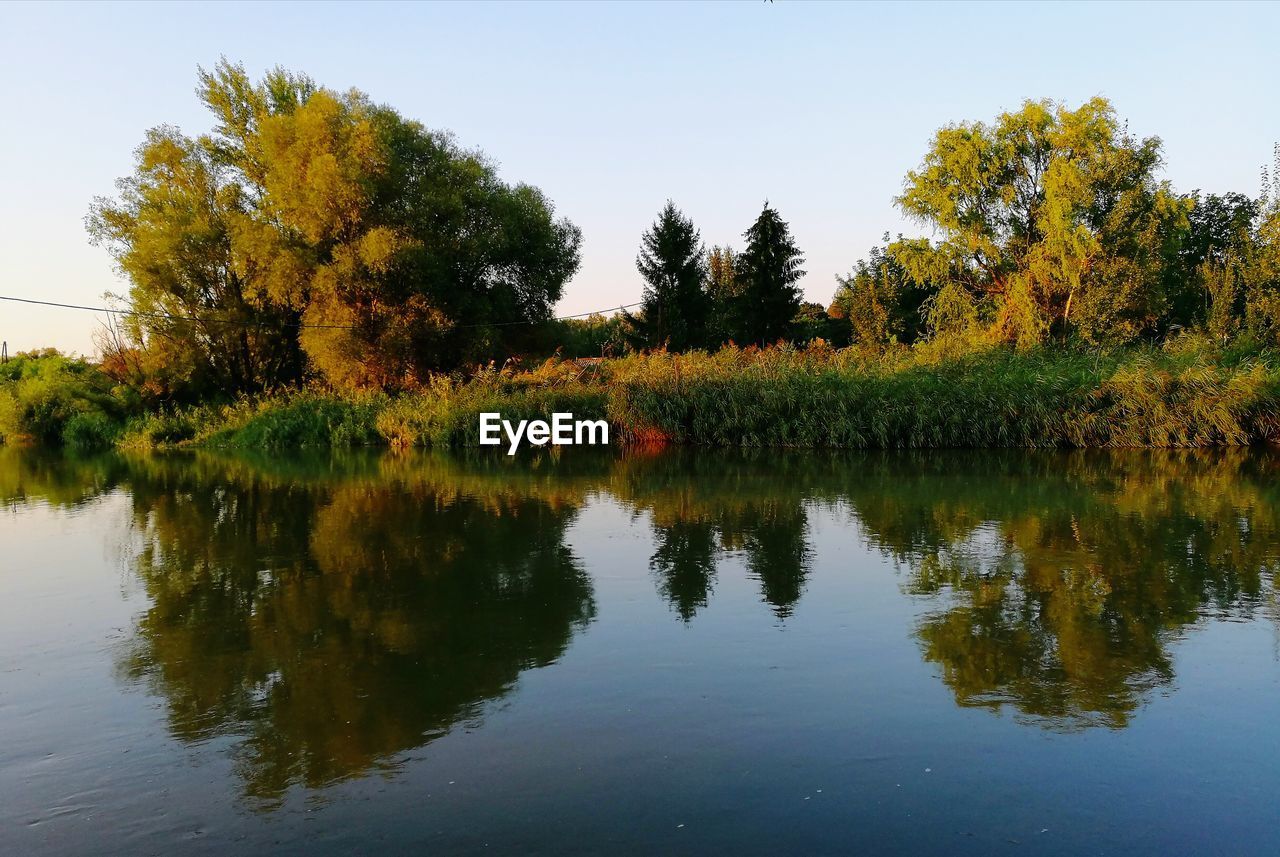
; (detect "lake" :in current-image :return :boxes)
[2,446,1279,855]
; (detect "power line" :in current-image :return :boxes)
[0,294,354,329]
[474,303,641,327]
[0,294,640,330]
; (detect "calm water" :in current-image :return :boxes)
[2,446,1279,855]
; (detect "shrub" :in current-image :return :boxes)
[204,391,386,449]
[118,411,200,450]
[62,412,122,452]
[0,351,124,446]
[8,342,1280,452]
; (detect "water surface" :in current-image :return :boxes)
[2,447,1278,854]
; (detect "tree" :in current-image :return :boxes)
[831,242,932,346]
[791,302,847,346]
[536,313,630,358]
[705,245,741,345]
[87,124,305,398]
[1183,146,1280,344]
[731,204,805,345]
[628,201,710,351]
[89,60,582,393]
[892,98,1190,346]
[707,246,738,301]
[1158,191,1260,334]
[1242,200,1280,340]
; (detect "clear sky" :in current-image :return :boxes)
[1,0,1277,356]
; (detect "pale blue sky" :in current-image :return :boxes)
[1,0,1277,355]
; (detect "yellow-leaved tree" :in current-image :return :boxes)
[89,60,581,396]
[890,98,1190,347]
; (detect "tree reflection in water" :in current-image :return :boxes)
[6,445,1278,801]
[623,448,1278,726]
[613,452,817,620]
[112,453,596,803]
[850,450,1280,729]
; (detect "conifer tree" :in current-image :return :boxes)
[629,201,710,351]
[732,204,805,345]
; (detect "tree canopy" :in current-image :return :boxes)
[831,242,931,346]
[89,60,581,396]
[835,99,1280,352]
[890,97,1189,346]
[85,78,1280,388]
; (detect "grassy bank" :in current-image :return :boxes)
[84,339,1279,451]
[5,340,1278,452]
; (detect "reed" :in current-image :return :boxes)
[74,341,1280,451]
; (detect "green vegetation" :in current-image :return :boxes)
[87,60,581,399]
[601,341,1280,448]
[833,101,1280,351]
[6,338,1264,452]
[6,81,1280,452]
[626,201,811,350]
[0,350,128,450]
[627,201,712,351]
[730,203,807,346]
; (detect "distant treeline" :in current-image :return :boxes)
[79,61,1280,407]
[4,62,1280,451]
[631,99,1280,358]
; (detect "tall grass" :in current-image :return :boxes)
[75,341,1280,451]
[601,343,1280,448]
[377,386,607,449]
[119,390,385,451]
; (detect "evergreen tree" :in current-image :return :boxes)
[732,204,806,345]
[629,201,710,351]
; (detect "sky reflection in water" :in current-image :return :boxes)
[2,446,1278,854]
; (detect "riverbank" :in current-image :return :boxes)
[124,341,1280,450]
[5,340,1279,451]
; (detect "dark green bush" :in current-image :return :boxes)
[207,393,385,449]
[62,412,122,452]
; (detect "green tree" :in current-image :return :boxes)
[1223,147,1280,343]
[790,302,847,346]
[731,204,805,345]
[831,242,932,346]
[893,98,1190,346]
[89,60,581,394]
[707,245,738,302]
[535,313,631,358]
[628,201,710,351]
[706,245,740,345]
[0,350,124,448]
[1159,191,1259,338]
[1183,146,1280,344]
[87,124,305,397]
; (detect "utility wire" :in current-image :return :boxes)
[0,294,640,330]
